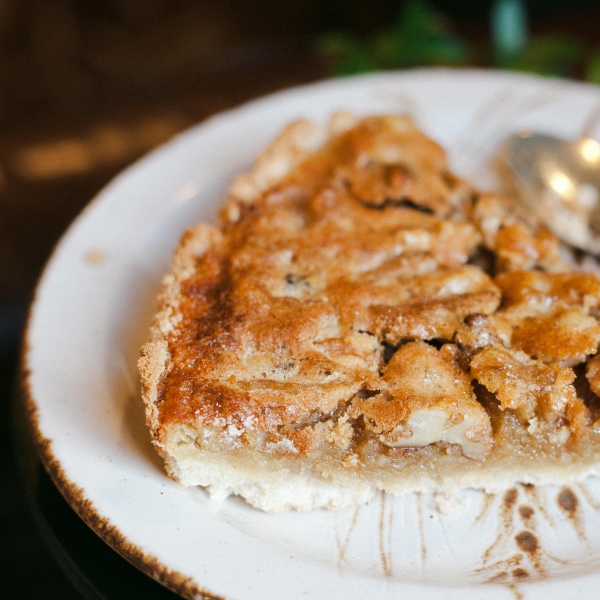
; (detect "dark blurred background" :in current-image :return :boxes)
[2,1,600,597]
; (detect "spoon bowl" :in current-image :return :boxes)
[501,132,600,253]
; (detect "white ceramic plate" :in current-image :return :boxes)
[24,69,600,600]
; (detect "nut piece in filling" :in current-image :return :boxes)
[139,114,600,512]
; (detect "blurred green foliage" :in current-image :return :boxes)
[587,53,600,85]
[318,0,597,84]
[502,35,583,77]
[318,1,469,75]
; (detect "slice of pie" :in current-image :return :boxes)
[139,114,600,512]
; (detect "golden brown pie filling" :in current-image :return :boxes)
[139,115,600,511]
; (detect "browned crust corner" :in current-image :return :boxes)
[20,350,226,600]
[138,223,223,462]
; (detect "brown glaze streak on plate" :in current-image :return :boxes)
[474,492,496,525]
[335,504,361,568]
[478,483,579,593]
[415,493,427,571]
[478,553,524,581]
[576,482,600,511]
[557,487,586,540]
[482,488,519,565]
[522,484,555,528]
[377,491,395,577]
[514,530,546,577]
[20,352,225,600]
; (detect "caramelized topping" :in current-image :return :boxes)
[157,115,600,461]
[470,346,578,425]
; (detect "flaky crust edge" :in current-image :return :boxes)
[138,223,222,464]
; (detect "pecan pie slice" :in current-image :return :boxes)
[139,114,600,512]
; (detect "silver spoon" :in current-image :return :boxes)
[500,110,600,254]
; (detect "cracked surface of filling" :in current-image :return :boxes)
[139,114,600,512]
